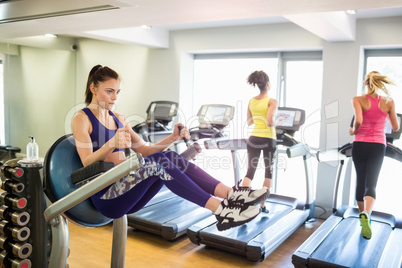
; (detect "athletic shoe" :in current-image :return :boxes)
[215,200,260,231]
[360,211,372,239]
[227,184,270,206]
[261,206,269,213]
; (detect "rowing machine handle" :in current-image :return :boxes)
[178,126,190,146]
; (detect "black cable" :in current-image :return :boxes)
[305,205,328,224]
[315,205,328,219]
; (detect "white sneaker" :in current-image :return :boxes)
[215,200,260,231]
[227,185,269,206]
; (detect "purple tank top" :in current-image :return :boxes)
[82,108,125,152]
[354,95,388,145]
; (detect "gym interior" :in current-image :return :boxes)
[0,1,402,267]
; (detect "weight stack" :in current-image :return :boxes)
[0,158,50,268]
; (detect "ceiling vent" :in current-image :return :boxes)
[0,0,119,24]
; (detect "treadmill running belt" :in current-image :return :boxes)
[190,201,294,256]
[309,217,392,267]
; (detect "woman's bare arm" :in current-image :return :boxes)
[266,98,277,126]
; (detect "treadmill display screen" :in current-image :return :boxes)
[204,106,227,124]
[150,103,177,121]
[276,110,295,127]
[154,105,171,117]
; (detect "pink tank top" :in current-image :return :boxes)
[354,95,387,145]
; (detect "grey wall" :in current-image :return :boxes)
[4,46,75,155]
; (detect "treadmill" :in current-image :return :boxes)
[187,107,316,262]
[126,104,235,240]
[292,115,402,268]
[132,100,183,150]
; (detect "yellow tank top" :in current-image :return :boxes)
[249,97,276,139]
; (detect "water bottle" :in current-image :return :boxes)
[26,136,39,162]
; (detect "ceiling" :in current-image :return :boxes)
[1,0,402,48]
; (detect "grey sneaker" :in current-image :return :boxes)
[228,185,269,206]
[215,200,260,231]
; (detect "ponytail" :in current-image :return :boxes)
[365,71,394,101]
[84,65,120,105]
[247,71,269,91]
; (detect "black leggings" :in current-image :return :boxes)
[352,142,385,201]
[245,136,277,180]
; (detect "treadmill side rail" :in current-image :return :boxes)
[247,209,309,262]
[292,215,342,268]
[377,228,402,268]
[187,215,217,245]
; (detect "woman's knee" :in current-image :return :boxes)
[147,152,178,171]
[164,150,181,159]
[147,152,168,162]
[149,152,165,158]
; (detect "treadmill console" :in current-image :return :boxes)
[133,101,179,143]
[197,104,235,128]
[276,107,305,136]
[146,101,178,124]
[191,104,235,141]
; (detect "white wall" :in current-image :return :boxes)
[73,38,152,129]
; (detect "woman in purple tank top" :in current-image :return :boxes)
[71,65,270,231]
[349,71,399,239]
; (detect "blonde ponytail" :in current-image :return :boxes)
[365,71,394,101]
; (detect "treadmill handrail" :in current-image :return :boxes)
[385,143,402,163]
[211,136,314,210]
[44,154,144,223]
[321,142,402,212]
[217,138,247,151]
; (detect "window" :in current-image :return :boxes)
[191,51,323,202]
[282,58,323,149]
[192,54,278,187]
[357,48,402,216]
[275,55,323,200]
[192,53,278,139]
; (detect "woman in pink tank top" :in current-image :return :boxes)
[349,71,399,239]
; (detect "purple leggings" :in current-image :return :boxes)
[91,151,221,219]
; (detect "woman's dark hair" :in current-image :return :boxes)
[85,65,120,105]
[247,71,269,91]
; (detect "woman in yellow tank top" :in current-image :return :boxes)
[242,71,277,212]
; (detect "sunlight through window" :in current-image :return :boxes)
[192,53,323,203]
[362,52,402,215]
